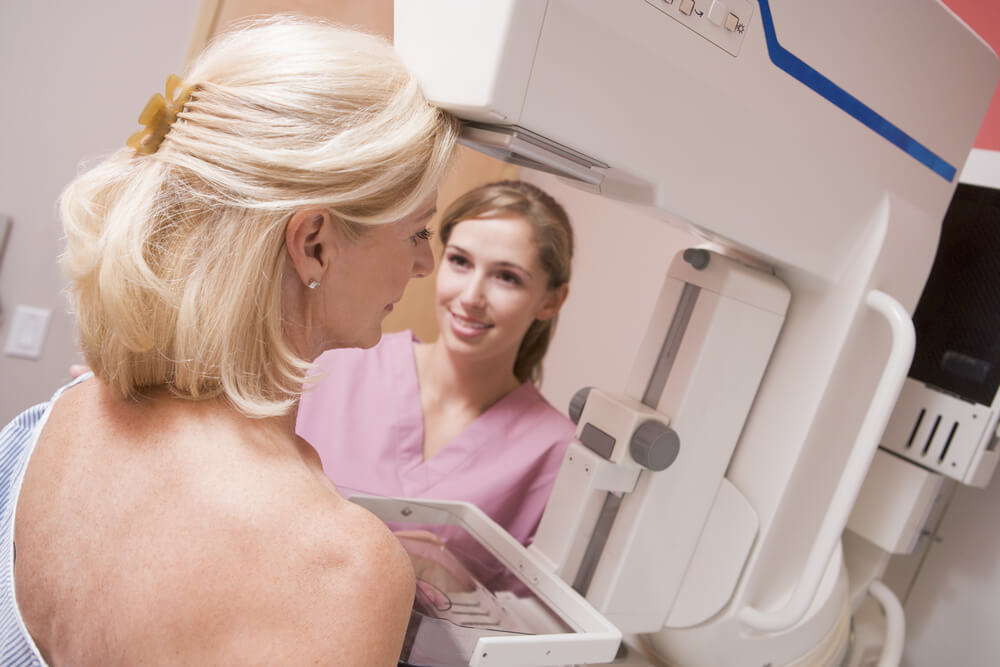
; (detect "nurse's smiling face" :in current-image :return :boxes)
[435,215,564,366]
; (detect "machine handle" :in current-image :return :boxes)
[868,580,905,667]
[739,290,915,633]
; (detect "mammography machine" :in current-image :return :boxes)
[379,1,1000,665]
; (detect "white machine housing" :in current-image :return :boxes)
[532,248,787,633]
[395,1,999,665]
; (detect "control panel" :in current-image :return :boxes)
[644,0,753,57]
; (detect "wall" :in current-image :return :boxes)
[943,0,1000,151]
[896,476,1000,666]
[0,1,202,423]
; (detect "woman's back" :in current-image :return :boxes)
[13,379,415,665]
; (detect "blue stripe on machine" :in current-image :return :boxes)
[757,0,956,181]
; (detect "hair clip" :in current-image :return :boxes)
[126,74,194,155]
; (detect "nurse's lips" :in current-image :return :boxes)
[450,311,492,330]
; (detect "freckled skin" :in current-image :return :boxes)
[15,379,416,666]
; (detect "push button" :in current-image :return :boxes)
[680,0,695,16]
[708,0,728,25]
[724,12,740,31]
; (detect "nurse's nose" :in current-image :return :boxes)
[412,237,434,278]
[460,274,487,309]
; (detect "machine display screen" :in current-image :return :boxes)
[909,183,1000,407]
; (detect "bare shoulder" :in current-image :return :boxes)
[308,498,417,606]
[18,382,416,666]
[317,499,417,609]
[241,496,417,665]
[120,466,417,665]
[151,466,417,666]
[164,449,417,665]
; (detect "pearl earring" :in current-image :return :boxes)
[307,280,320,289]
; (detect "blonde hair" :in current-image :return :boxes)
[438,180,573,385]
[60,15,459,417]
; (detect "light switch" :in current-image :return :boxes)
[4,305,52,360]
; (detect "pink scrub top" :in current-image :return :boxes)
[296,330,575,549]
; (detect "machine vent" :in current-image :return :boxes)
[904,409,959,464]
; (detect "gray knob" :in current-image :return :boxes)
[569,387,593,425]
[630,420,680,471]
[683,248,710,270]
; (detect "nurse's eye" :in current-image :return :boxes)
[447,253,470,269]
[410,227,434,246]
[497,270,522,286]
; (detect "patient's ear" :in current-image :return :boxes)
[285,208,340,287]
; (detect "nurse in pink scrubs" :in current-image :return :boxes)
[296,180,574,561]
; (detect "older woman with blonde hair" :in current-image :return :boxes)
[0,15,457,666]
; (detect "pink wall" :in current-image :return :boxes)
[943,0,1000,150]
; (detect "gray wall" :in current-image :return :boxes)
[0,0,202,423]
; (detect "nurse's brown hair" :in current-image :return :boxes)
[438,180,573,384]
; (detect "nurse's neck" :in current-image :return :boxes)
[415,340,521,415]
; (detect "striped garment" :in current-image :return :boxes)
[0,375,90,666]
